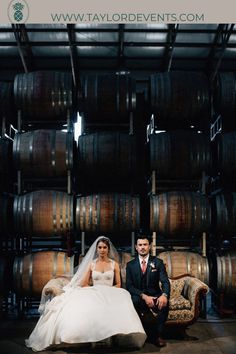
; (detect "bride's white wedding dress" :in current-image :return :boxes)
[25,260,146,351]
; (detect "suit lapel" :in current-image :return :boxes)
[134,257,142,288]
[146,255,155,287]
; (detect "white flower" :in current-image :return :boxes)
[150,262,155,269]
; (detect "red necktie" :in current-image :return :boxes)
[141,259,147,274]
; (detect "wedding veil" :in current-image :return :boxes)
[39,236,119,314]
[65,235,119,289]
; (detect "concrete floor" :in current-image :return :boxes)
[0,317,236,354]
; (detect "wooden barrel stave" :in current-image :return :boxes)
[78,131,138,181]
[13,130,74,177]
[150,191,211,236]
[81,74,136,121]
[14,190,73,237]
[150,130,211,179]
[216,253,236,297]
[150,71,210,129]
[13,251,74,296]
[14,71,73,119]
[76,194,140,233]
[158,251,209,284]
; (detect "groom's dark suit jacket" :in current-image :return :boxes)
[126,255,170,299]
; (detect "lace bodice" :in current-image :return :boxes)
[91,259,115,286]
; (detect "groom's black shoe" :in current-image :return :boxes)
[155,337,167,347]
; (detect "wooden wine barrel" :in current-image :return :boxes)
[14,71,73,119]
[150,191,211,236]
[78,131,139,181]
[214,72,236,118]
[150,71,210,129]
[158,251,209,284]
[76,194,140,233]
[14,190,73,238]
[80,74,136,121]
[13,251,74,296]
[216,253,236,297]
[13,130,74,178]
[216,132,236,178]
[150,130,211,179]
[0,137,12,176]
[214,193,236,236]
[0,194,13,236]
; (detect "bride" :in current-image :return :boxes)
[25,236,147,351]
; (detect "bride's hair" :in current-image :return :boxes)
[96,236,110,250]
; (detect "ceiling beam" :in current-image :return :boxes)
[207,24,235,84]
[1,27,236,34]
[11,24,33,72]
[162,24,179,71]
[67,24,82,96]
[118,24,125,70]
[2,40,236,48]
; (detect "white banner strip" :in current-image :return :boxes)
[1,0,236,24]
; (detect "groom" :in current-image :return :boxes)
[126,234,170,347]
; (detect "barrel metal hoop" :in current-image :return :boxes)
[13,196,19,233]
[53,252,58,277]
[22,194,27,235]
[227,253,232,292]
[197,254,201,280]
[29,253,33,294]
[13,257,19,292]
[14,133,20,169]
[29,192,33,237]
[114,193,118,230]
[216,255,222,291]
[51,130,56,175]
[82,197,86,231]
[65,194,69,231]
[97,194,100,232]
[222,255,226,291]
[60,192,63,235]
[89,195,93,230]
[70,255,74,276]
[29,130,34,168]
[153,196,159,231]
[63,252,67,274]
[53,191,57,236]
[186,252,191,275]
[163,193,168,234]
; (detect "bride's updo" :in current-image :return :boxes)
[96,236,110,250]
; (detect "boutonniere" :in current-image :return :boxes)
[150,262,156,270]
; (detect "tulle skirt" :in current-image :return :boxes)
[25,285,146,351]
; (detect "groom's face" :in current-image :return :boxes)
[135,238,151,257]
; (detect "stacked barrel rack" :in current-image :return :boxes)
[0,70,236,318]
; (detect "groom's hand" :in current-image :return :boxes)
[156,295,168,310]
[141,294,157,308]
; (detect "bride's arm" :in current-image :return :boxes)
[80,263,92,287]
[113,262,121,288]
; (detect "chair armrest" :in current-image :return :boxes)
[43,276,71,298]
[183,276,209,305]
[182,276,209,322]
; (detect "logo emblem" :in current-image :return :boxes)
[8,0,29,23]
